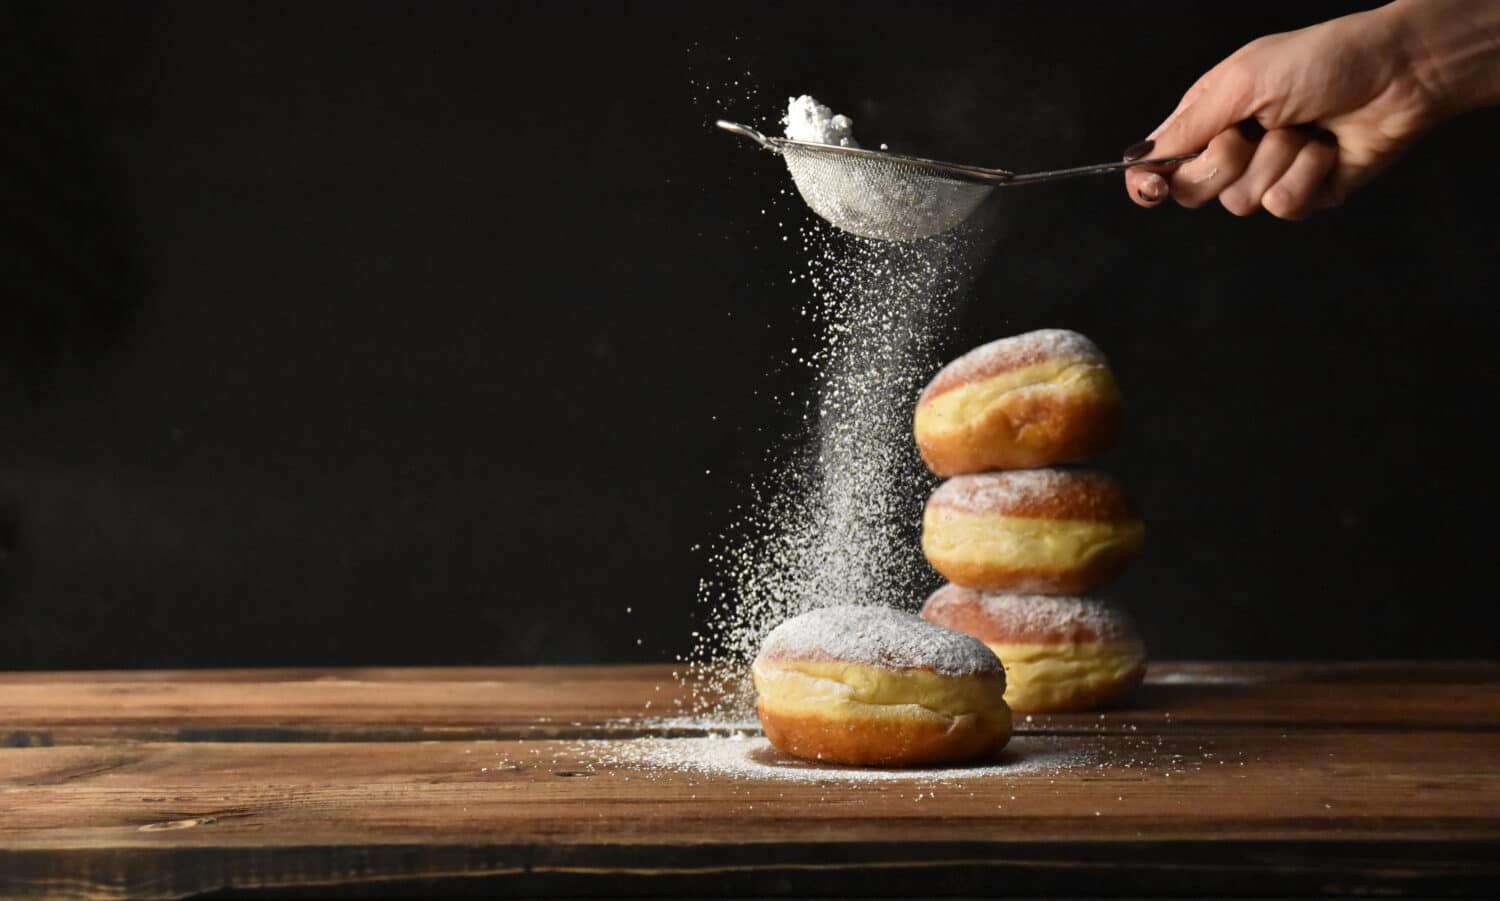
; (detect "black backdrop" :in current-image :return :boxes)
[3,1,1498,669]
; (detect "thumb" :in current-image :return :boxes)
[1147,65,1260,157]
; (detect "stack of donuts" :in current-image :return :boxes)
[750,329,1147,767]
[914,329,1149,715]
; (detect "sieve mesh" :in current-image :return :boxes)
[779,143,994,242]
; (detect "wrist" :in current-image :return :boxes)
[1383,0,1500,120]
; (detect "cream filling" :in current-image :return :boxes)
[988,641,1146,712]
[922,510,1144,569]
[915,359,1118,437]
[752,659,1009,733]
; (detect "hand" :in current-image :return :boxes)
[1124,1,1499,219]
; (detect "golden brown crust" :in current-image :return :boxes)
[757,701,1012,767]
[925,554,1138,595]
[917,392,1122,477]
[926,470,1136,522]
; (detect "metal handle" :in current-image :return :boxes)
[1004,153,1200,186]
[716,118,1200,189]
[716,120,780,153]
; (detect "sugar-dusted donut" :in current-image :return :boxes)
[921,585,1147,713]
[922,469,1144,594]
[915,330,1121,477]
[751,605,1011,766]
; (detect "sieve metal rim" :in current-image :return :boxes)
[716,120,1200,188]
[715,121,1017,186]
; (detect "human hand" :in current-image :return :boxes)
[1124,0,1500,219]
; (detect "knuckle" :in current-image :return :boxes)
[1215,61,1259,107]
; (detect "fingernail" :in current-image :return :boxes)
[1123,139,1155,162]
[1138,172,1167,203]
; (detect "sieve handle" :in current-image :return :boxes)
[1004,153,1200,186]
[716,120,780,153]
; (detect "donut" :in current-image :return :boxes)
[752,605,1011,766]
[920,585,1147,713]
[914,330,1122,477]
[922,469,1144,594]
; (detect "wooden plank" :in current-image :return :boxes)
[0,665,695,746]
[1,730,1496,844]
[1043,670,1500,732]
[3,840,1497,900]
[0,666,670,685]
[2,662,1498,897]
[3,662,1497,746]
[0,728,1496,897]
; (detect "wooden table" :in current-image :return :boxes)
[2,662,1497,898]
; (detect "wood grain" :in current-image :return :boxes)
[0,665,692,745]
[1,662,1497,898]
[4,661,1496,746]
[2,730,1497,845]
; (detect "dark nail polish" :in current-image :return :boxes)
[1123,139,1155,162]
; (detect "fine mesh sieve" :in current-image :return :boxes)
[717,120,1197,242]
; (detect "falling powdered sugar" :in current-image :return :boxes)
[686,97,1001,719]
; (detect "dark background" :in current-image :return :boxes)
[2,1,1498,669]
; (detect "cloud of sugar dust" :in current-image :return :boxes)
[686,200,1003,719]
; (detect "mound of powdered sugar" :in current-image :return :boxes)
[783,94,859,147]
[757,604,1001,675]
[589,733,1092,787]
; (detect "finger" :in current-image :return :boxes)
[1145,61,1259,158]
[1125,170,1171,207]
[1123,60,1260,206]
[1164,120,1263,209]
[1123,119,1260,205]
[1220,130,1305,216]
[1217,127,1307,216]
[1263,138,1339,220]
[1124,162,1166,205]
